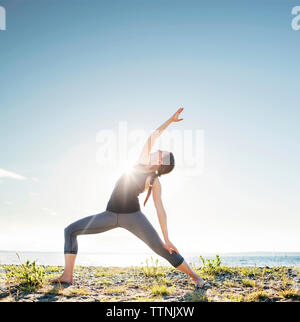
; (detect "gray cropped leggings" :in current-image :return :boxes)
[64,210,185,268]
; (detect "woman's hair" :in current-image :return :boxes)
[143,152,175,206]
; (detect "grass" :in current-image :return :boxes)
[228,294,244,302]
[222,292,244,302]
[46,285,91,297]
[223,280,240,288]
[199,254,222,274]
[139,257,166,277]
[239,266,261,278]
[280,275,293,288]
[279,288,300,299]
[94,266,118,277]
[5,257,46,292]
[241,278,257,288]
[1,255,299,302]
[244,290,269,302]
[44,266,63,273]
[150,283,174,296]
[100,278,114,285]
[103,286,127,295]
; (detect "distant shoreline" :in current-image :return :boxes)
[1,250,300,256]
[1,251,300,268]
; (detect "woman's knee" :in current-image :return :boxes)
[171,253,185,268]
[64,224,76,238]
[150,240,177,262]
[150,241,185,268]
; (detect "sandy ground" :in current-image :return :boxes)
[0,264,299,302]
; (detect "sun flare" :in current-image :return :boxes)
[117,162,135,177]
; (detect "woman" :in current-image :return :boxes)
[51,107,208,289]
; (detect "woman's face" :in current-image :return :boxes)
[149,150,170,166]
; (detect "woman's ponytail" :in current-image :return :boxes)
[143,170,160,206]
[143,151,175,207]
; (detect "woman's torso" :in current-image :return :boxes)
[106,164,154,213]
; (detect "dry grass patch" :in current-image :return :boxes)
[150,283,174,296]
[241,278,257,288]
[103,286,127,295]
[244,290,269,302]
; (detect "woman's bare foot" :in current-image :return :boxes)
[194,276,210,289]
[49,274,74,284]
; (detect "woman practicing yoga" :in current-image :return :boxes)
[51,108,208,289]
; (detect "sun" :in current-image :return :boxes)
[117,162,135,176]
[124,166,134,176]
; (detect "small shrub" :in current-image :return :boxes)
[241,278,257,288]
[279,288,300,299]
[140,257,166,277]
[239,266,260,278]
[151,283,174,296]
[245,290,269,302]
[228,294,244,302]
[63,287,91,297]
[100,278,113,285]
[6,260,45,291]
[103,286,127,295]
[199,254,222,275]
[222,292,244,302]
[44,266,63,273]
[281,275,293,288]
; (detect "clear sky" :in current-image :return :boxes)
[0,0,299,254]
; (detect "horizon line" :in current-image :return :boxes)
[1,250,300,256]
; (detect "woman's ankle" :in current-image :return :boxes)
[63,272,73,279]
[193,275,204,283]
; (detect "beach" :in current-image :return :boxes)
[1,261,299,302]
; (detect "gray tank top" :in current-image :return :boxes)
[106,164,154,213]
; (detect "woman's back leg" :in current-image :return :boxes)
[118,211,184,268]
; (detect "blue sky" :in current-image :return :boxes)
[0,0,299,254]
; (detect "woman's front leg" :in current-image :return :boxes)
[175,260,207,288]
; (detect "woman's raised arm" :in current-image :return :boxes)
[137,107,184,164]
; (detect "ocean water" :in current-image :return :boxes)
[0,251,300,267]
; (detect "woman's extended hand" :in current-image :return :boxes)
[163,239,179,254]
[171,107,184,122]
